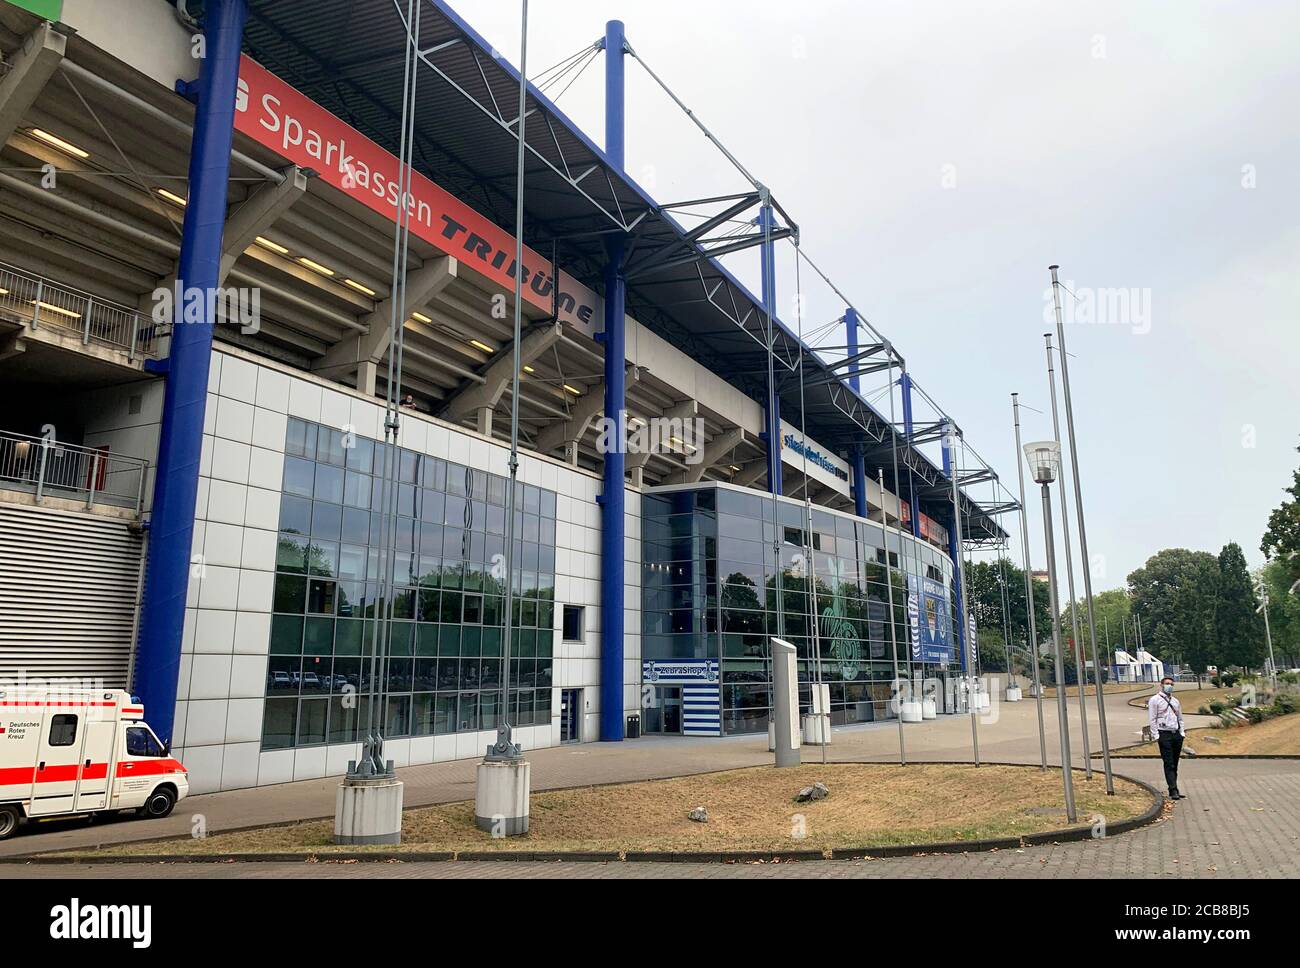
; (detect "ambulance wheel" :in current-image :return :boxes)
[141,787,176,820]
[0,805,20,840]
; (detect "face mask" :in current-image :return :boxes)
[1162,684,1173,694]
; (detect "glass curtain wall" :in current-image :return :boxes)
[642,484,958,734]
[262,417,557,750]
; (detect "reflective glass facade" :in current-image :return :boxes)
[642,485,958,734]
[262,418,556,750]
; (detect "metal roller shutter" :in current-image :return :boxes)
[0,501,144,689]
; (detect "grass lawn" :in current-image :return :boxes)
[80,763,1150,858]
[1111,712,1300,758]
[1126,686,1240,712]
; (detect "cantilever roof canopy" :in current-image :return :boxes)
[231,0,1002,541]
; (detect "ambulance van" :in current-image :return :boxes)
[0,689,188,839]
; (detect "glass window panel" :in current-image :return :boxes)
[273,574,307,613]
[285,418,315,458]
[279,495,312,535]
[306,578,337,614]
[317,427,345,466]
[269,615,304,654]
[303,617,334,656]
[296,697,328,745]
[345,435,373,473]
[276,532,309,573]
[266,653,300,692]
[412,693,436,735]
[334,618,365,655]
[261,698,298,749]
[328,695,359,743]
[314,463,344,504]
[283,456,315,497]
[311,501,342,541]
[386,695,412,737]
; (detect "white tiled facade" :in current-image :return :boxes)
[173,346,637,793]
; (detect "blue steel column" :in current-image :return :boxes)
[598,19,627,741]
[845,308,867,517]
[899,371,922,538]
[758,204,781,495]
[132,0,248,744]
[941,422,968,672]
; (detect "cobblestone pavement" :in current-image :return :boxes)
[3,685,1295,878]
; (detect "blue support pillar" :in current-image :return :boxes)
[899,370,922,539]
[941,422,968,672]
[132,0,248,745]
[598,19,627,742]
[851,448,868,519]
[845,307,861,393]
[758,203,781,495]
[846,308,867,517]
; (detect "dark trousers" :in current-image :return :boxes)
[1157,729,1183,794]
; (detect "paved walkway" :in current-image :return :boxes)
[3,684,1296,878]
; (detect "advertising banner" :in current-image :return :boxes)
[779,420,851,498]
[910,576,952,664]
[233,55,603,336]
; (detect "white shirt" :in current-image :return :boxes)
[1148,691,1184,736]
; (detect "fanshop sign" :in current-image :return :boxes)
[233,56,603,335]
[642,660,719,684]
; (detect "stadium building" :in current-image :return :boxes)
[0,0,1005,792]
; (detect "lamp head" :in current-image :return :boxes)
[1023,440,1061,485]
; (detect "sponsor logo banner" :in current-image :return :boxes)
[234,56,602,335]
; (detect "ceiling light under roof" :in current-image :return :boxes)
[344,278,377,297]
[254,236,290,255]
[297,257,335,277]
[30,128,90,159]
[523,364,535,374]
[562,384,582,396]
[410,311,432,324]
[469,339,494,353]
[155,187,188,206]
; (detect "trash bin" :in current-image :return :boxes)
[626,714,641,738]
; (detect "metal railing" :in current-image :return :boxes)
[0,261,166,360]
[0,429,148,515]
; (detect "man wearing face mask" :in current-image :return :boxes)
[1148,676,1186,800]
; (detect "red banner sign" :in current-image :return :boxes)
[234,55,601,333]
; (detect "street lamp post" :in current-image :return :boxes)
[1043,334,1092,778]
[1257,583,1278,692]
[1048,266,1114,793]
[947,423,979,767]
[1024,439,1077,823]
[1012,394,1048,770]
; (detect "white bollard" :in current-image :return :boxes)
[474,758,531,836]
[334,775,404,845]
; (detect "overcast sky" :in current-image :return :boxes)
[451,0,1300,596]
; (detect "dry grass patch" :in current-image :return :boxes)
[1126,687,1238,712]
[83,763,1149,858]
[1041,682,1149,699]
[1112,712,1300,758]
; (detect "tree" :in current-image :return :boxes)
[1061,587,1131,665]
[1215,543,1263,670]
[1261,441,1300,586]
[1258,559,1300,669]
[965,557,1051,656]
[1127,548,1219,669]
